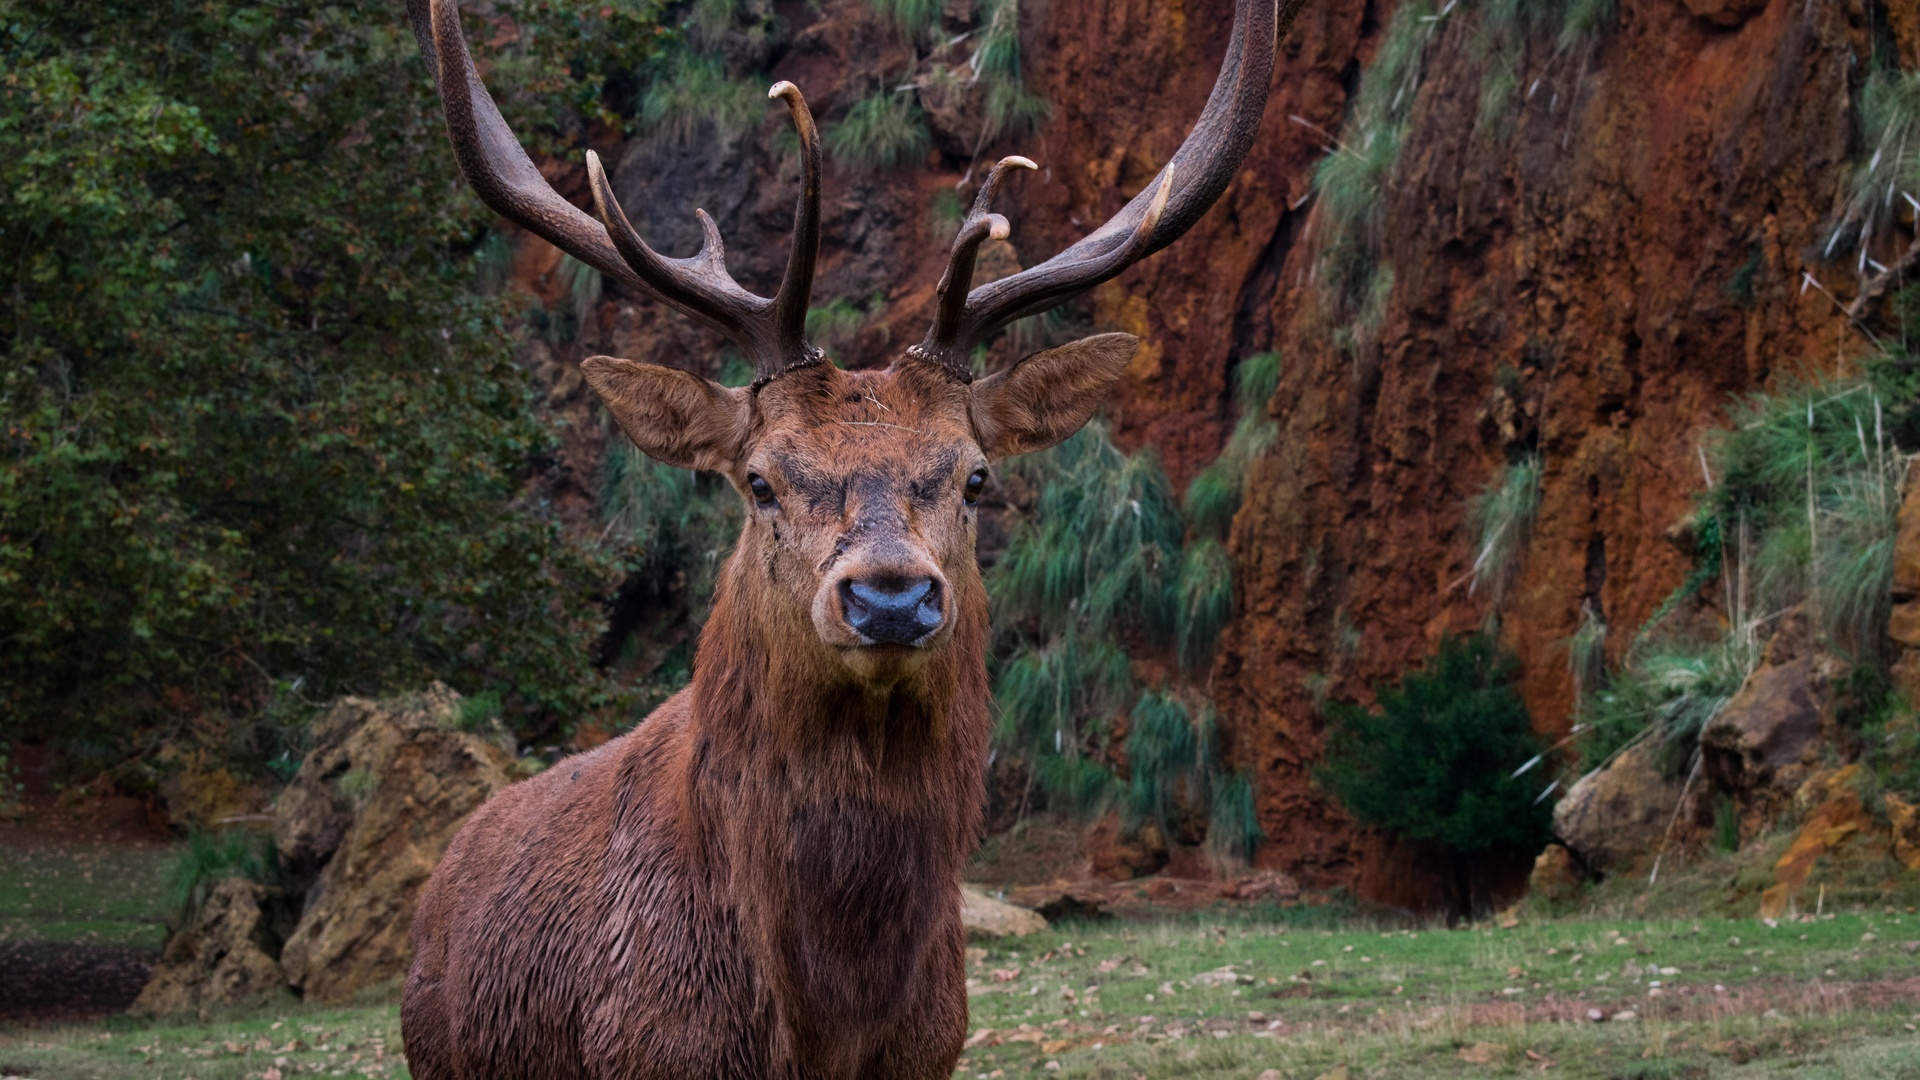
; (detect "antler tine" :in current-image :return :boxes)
[919,156,1038,378]
[409,0,826,378]
[408,0,638,295]
[912,0,1312,370]
[767,82,825,377]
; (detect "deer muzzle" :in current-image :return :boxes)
[838,574,944,646]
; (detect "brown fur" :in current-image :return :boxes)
[401,338,1136,1079]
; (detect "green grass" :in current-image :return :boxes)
[0,840,173,949]
[826,87,932,171]
[1466,453,1541,607]
[638,51,762,146]
[870,0,943,42]
[958,911,1920,1078]
[0,994,409,1079]
[166,830,280,924]
[1829,65,1920,264]
[7,907,1920,1078]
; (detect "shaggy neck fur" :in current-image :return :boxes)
[683,551,991,1073]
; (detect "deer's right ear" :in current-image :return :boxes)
[969,333,1139,458]
[581,356,751,472]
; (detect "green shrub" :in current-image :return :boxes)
[993,423,1183,639]
[559,254,604,330]
[826,88,932,171]
[1473,0,1620,125]
[993,625,1132,758]
[973,0,1051,141]
[1316,633,1550,912]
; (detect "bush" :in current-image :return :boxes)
[1316,633,1550,913]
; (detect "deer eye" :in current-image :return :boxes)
[748,474,776,506]
[963,468,988,505]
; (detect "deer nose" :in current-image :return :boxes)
[839,575,944,645]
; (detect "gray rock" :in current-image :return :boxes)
[1552,741,1686,875]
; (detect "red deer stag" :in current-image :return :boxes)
[399,0,1309,1075]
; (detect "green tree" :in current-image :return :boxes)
[1316,633,1550,916]
[0,0,665,777]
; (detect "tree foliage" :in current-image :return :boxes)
[0,0,667,774]
[1317,633,1550,859]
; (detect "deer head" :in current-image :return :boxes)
[406,0,1309,685]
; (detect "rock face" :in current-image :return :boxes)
[1760,765,1876,918]
[1084,813,1170,882]
[1700,657,1822,802]
[130,878,283,1016]
[1552,742,1687,875]
[959,885,1048,938]
[512,0,1888,902]
[274,685,515,1003]
[1209,0,1872,898]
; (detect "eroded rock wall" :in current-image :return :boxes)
[509,0,1884,903]
[1213,0,1874,898]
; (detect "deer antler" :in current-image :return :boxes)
[912,0,1313,377]
[406,0,824,382]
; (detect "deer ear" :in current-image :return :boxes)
[581,356,751,472]
[969,333,1139,458]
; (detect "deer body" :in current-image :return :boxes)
[400,0,1309,1074]
[403,370,991,1080]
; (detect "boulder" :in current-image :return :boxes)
[130,878,284,1016]
[1700,656,1821,798]
[959,885,1048,938]
[1527,843,1587,906]
[1552,741,1687,874]
[1887,793,1920,873]
[274,685,516,1003]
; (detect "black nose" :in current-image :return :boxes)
[839,576,944,645]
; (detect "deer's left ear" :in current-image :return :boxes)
[970,333,1138,458]
[581,356,751,472]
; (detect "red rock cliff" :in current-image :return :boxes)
[522,0,1886,904]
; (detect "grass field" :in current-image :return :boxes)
[0,839,173,950]
[5,905,1918,1079]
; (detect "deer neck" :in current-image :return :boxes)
[681,564,988,1044]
